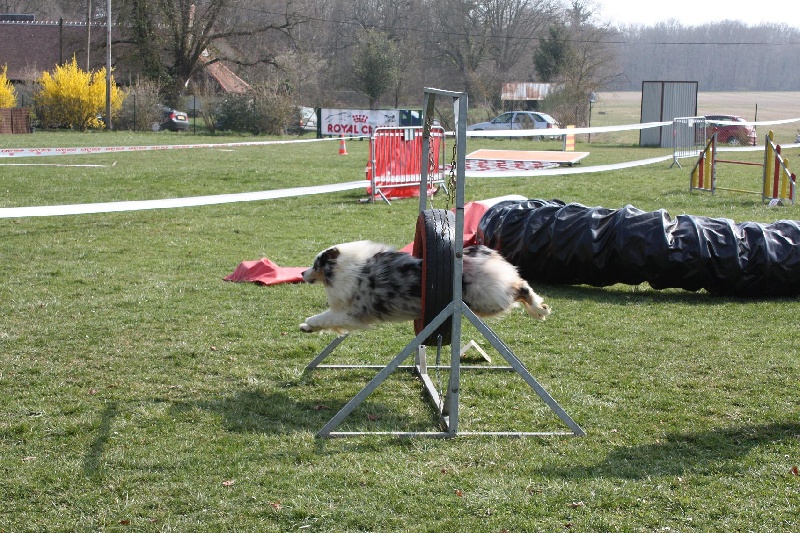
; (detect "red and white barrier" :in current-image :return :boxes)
[365,126,446,203]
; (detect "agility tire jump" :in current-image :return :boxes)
[310,87,585,438]
[413,208,455,346]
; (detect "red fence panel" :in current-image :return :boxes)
[365,126,446,202]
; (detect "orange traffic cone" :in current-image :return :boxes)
[338,133,348,155]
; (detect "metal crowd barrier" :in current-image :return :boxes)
[366,126,446,204]
[670,116,707,169]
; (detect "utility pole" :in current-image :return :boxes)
[86,0,91,70]
[105,0,111,130]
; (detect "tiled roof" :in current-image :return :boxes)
[1,21,250,95]
[202,58,251,94]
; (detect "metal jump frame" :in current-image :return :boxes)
[306,88,584,438]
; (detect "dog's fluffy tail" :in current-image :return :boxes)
[517,283,551,321]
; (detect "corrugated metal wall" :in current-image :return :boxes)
[639,81,698,147]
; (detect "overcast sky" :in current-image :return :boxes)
[596,0,796,28]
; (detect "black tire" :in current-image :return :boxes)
[413,209,455,346]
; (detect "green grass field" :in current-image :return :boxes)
[1,122,799,531]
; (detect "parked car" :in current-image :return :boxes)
[466,111,560,135]
[157,105,190,131]
[288,106,317,134]
[703,114,756,146]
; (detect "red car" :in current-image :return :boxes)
[704,114,756,146]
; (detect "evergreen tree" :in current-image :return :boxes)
[534,24,570,82]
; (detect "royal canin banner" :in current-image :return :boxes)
[320,109,402,137]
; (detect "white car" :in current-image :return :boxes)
[289,106,317,134]
[467,111,559,134]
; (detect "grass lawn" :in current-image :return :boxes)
[1,128,799,531]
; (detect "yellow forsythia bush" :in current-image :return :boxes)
[35,56,125,131]
[0,65,17,108]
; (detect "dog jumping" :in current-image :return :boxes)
[300,241,550,334]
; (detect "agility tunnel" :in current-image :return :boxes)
[477,199,800,297]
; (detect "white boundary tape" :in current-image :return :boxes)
[708,117,800,127]
[1,155,674,218]
[0,181,369,218]
[464,117,800,138]
[466,121,672,137]
[0,136,340,159]
[3,132,795,218]
[0,163,110,167]
[717,142,800,153]
[466,143,800,178]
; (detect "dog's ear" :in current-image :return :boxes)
[314,247,339,269]
[318,247,340,285]
[324,247,340,261]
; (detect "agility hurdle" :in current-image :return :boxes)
[308,88,584,438]
[690,133,717,193]
[365,125,446,204]
[690,131,796,204]
[762,131,796,205]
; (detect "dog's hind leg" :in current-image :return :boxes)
[516,283,551,321]
[300,309,370,334]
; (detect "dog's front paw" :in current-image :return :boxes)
[532,303,551,321]
[299,322,316,333]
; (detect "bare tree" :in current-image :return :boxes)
[485,0,558,74]
[539,0,621,126]
[427,0,492,100]
[116,0,307,104]
[349,0,426,106]
[426,0,557,108]
[351,0,418,38]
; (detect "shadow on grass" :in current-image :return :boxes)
[545,283,800,306]
[83,402,118,478]
[168,383,439,437]
[538,422,800,480]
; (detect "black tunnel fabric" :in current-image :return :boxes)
[477,199,800,297]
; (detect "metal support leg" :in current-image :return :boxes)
[318,303,454,437]
[462,306,585,436]
[304,334,349,372]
